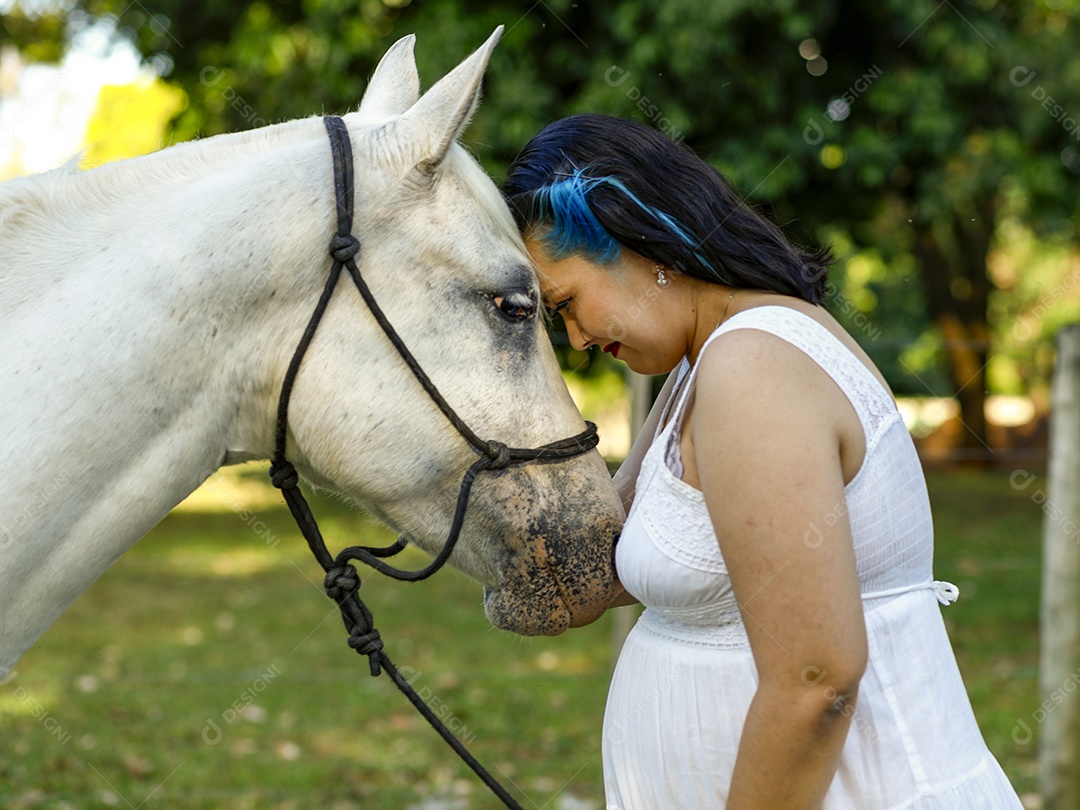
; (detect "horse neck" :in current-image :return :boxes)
[0,119,340,546]
[0,120,356,670]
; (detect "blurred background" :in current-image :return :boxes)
[1,0,1077,807]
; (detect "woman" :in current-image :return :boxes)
[502,114,1023,809]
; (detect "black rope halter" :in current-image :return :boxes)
[267,115,600,809]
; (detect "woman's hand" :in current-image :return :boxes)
[608,577,641,608]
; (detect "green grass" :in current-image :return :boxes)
[1,467,1043,808]
[926,469,1043,799]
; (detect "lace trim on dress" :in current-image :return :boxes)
[634,429,731,574]
[638,608,750,650]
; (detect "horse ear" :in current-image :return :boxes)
[396,26,503,172]
[358,33,420,119]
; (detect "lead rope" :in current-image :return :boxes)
[267,115,600,810]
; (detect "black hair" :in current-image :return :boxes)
[502,113,832,304]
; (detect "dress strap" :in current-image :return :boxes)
[661,304,898,476]
[655,357,691,440]
[685,306,896,440]
[663,323,734,442]
[862,580,960,606]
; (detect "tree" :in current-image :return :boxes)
[5,0,1077,456]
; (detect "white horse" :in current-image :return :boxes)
[0,29,623,676]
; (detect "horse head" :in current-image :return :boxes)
[276,30,624,635]
[0,31,623,673]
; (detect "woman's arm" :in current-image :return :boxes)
[693,330,868,809]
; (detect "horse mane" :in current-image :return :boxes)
[0,117,324,238]
[444,145,524,247]
[0,114,522,291]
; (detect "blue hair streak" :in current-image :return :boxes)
[532,170,622,263]
[504,115,832,303]
[534,168,714,271]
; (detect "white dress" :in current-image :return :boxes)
[603,306,1023,809]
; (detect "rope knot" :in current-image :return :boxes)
[329,234,360,263]
[483,441,511,470]
[269,461,299,490]
[324,565,361,602]
[347,629,384,657]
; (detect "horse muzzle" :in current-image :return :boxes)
[481,508,621,636]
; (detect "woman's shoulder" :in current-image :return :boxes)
[701,295,893,399]
[692,301,873,486]
[694,315,834,409]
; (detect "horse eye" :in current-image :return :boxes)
[491,290,536,322]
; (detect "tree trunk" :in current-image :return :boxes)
[912,215,993,464]
[1040,323,1080,809]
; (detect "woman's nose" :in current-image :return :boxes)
[564,319,593,351]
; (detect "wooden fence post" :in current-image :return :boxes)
[1040,323,1080,809]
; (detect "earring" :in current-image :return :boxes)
[655,264,669,287]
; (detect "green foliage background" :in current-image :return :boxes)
[3,1,1078,409]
